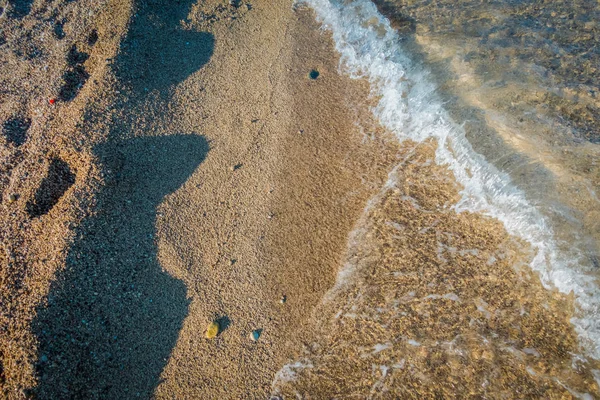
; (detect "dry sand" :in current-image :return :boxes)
[1,0,397,398]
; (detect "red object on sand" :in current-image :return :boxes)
[48,98,56,104]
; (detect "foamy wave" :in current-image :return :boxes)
[299,0,600,358]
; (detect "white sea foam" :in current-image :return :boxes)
[299,0,600,359]
[372,343,392,353]
[273,360,313,383]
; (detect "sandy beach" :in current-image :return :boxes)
[1,0,397,397]
[1,0,599,398]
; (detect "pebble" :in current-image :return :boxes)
[250,329,261,341]
[8,194,17,203]
[205,321,219,339]
[280,294,287,304]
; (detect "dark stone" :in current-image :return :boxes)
[87,30,99,46]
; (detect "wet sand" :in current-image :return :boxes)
[272,141,600,398]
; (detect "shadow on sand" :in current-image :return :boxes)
[33,0,214,397]
[33,135,209,398]
[116,0,214,96]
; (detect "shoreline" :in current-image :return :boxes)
[152,3,399,397]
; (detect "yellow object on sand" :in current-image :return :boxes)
[205,321,219,339]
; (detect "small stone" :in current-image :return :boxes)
[8,194,17,203]
[40,355,48,363]
[250,329,261,341]
[230,258,236,265]
[205,321,219,339]
[308,69,320,80]
[280,294,287,304]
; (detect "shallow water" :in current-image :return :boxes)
[372,0,600,267]
[272,0,600,397]
[273,142,600,398]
